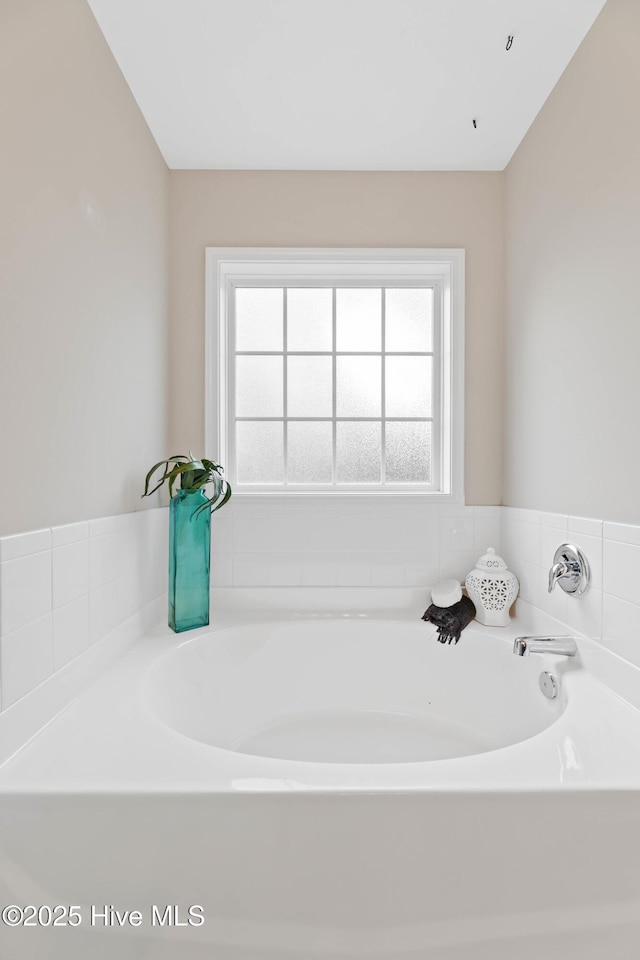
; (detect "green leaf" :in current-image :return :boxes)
[143,452,232,512]
[142,455,189,497]
[212,482,232,513]
[142,459,170,497]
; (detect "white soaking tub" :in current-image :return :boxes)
[144,619,564,764]
[2,588,640,960]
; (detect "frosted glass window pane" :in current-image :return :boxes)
[386,289,433,352]
[336,422,381,483]
[287,288,332,351]
[288,356,332,417]
[386,422,432,483]
[385,356,432,417]
[288,422,332,483]
[235,288,283,350]
[236,356,283,417]
[336,289,381,351]
[236,421,283,483]
[336,356,381,417]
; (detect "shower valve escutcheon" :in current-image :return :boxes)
[547,543,590,596]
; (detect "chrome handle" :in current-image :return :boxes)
[548,561,571,593]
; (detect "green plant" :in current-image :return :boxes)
[142,452,232,517]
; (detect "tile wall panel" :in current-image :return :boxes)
[214,502,500,592]
[0,507,167,711]
[8,499,640,708]
[502,507,640,669]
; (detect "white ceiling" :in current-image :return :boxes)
[87,0,607,171]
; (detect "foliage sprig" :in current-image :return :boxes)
[142,452,232,518]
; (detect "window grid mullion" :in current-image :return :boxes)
[431,282,442,490]
[236,417,435,422]
[381,287,386,485]
[331,287,337,485]
[235,350,434,357]
[282,287,288,485]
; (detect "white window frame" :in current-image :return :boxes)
[205,247,465,503]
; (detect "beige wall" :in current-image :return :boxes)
[169,171,504,504]
[0,0,169,536]
[19,0,634,529]
[504,0,640,523]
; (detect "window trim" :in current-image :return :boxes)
[205,247,465,504]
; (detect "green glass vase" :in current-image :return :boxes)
[168,488,211,633]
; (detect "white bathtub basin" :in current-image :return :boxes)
[144,619,563,763]
[5,592,640,960]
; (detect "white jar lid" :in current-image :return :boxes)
[430,579,462,608]
[475,547,508,571]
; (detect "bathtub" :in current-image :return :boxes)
[1,587,640,959]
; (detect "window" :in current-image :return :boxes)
[206,248,464,500]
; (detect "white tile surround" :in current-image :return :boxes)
[0,508,167,711]
[3,500,640,714]
[501,507,640,670]
[212,500,500,592]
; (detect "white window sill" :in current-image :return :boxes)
[228,490,465,507]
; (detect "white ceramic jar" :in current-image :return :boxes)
[465,547,519,627]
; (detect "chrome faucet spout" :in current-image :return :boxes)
[513,635,577,657]
[513,637,528,657]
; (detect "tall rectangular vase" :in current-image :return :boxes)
[168,489,211,632]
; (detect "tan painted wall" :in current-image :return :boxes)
[504,0,640,523]
[169,171,504,504]
[0,0,169,536]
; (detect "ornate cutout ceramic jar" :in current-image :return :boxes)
[465,547,519,627]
